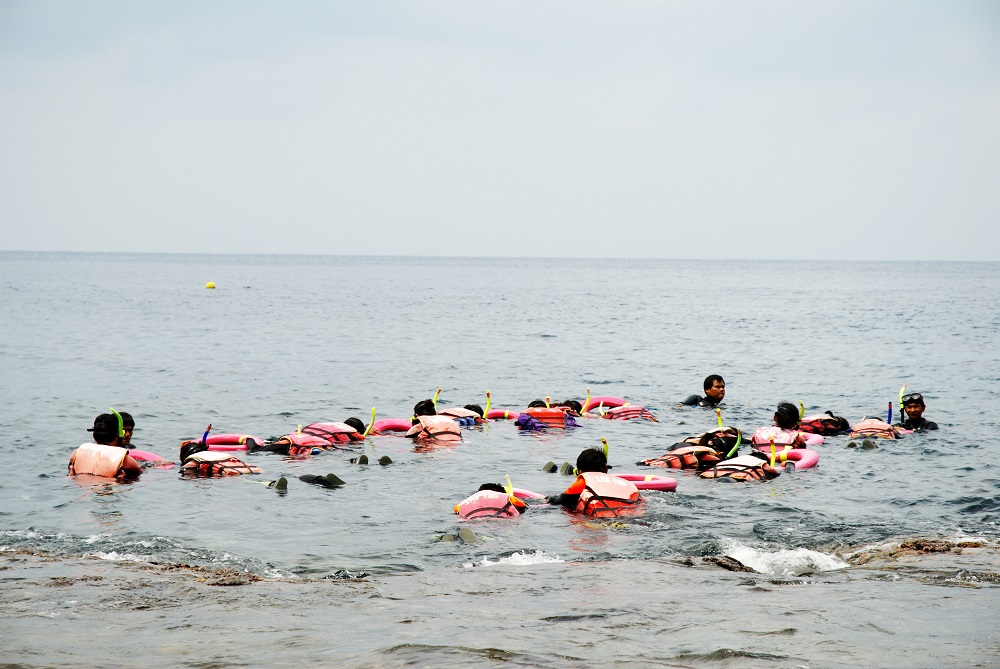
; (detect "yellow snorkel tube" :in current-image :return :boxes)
[363,407,376,437]
[109,407,125,439]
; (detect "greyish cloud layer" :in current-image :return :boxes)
[2,1,998,259]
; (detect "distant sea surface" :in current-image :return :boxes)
[2,252,999,668]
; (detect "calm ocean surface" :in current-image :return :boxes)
[1,252,999,668]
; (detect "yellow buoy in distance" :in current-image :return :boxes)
[205,281,216,289]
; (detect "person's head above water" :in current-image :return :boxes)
[343,417,366,434]
[119,412,134,446]
[527,399,548,408]
[554,400,583,414]
[88,413,123,446]
[576,447,609,474]
[478,482,506,493]
[463,404,484,418]
[703,375,726,402]
[413,399,436,417]
[774,402,800,430]
[902,392,926,419]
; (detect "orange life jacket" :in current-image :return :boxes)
[699,454,780,482]
[640,445,724,471]
[68,443,130,478]
[524,408,568,429]
[576,472,643,517]
[181,450,263,477]
[405,415,462,442]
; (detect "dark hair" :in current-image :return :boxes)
[560,400,583,414]
[179,441,208,462]
[463,404,484,418]
[413,399,436,417]
[576,448,608,474]
[477,483,505,493]
[343,417,366,434]
[120,412,135,429]
[527,400,548,408]
[774,402,800,429]
[88,413,120,444]
[704,375,725,391]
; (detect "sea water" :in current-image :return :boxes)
[1,252,998,668]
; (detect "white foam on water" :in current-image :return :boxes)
[463,550,564,568]
[722,540,848,576]
[90,551,147,562]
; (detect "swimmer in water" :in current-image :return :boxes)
[896,393,939,431]
[546,447,642,516]
[679,375,726,407]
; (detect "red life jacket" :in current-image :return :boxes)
[640,445,724,471]
[576,472,643,517]
[601,405,658,422]
[181,451,263,477]
[68,443,129,478]
[798,412,850,435]
[699,454,780,482]
[455,490,526,519]
[405,416,462,442]
[524,408,568,428]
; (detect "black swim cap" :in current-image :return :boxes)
[463,404,484,418]
[413,399,436,416]
[775,402,799,429]
[344,417,366,434]
[88,413,119,444]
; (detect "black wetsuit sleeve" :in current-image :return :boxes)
[546,493,580,509]
[924,421,939,430]
[680,395,701,406]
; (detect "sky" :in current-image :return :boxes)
[2,1,998,260]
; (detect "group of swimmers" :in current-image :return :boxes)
[68,375,939,518]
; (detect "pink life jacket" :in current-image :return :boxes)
[301,422,364,444]
[68,443,129,478]
[849,418,901,440]
[405,416,462,442]
[601,405,658,421]
[576,472,643,517]
[752,426,805,447]
[455,490,526,519]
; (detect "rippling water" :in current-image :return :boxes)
[2,252,999,667]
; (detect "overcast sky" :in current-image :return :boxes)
[2,1,998,260]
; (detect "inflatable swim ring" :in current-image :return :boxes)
[372,418,412,433]
[751,446,820,469]
[614,473,678,492]
[130,449,175,469]
[486,409,521,420]
[582,396,627,413]
[198,434,265,452]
